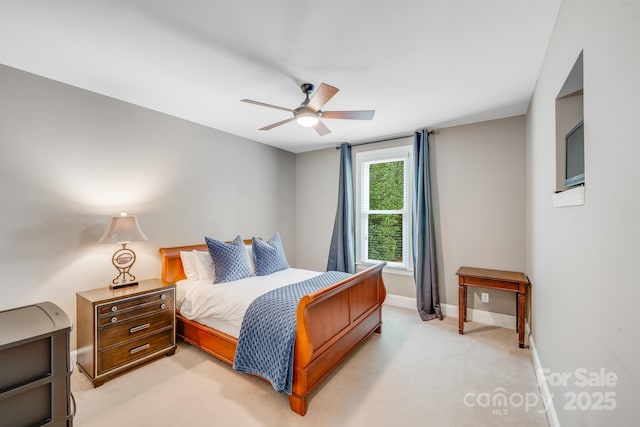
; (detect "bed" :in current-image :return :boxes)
[159,242,386,416]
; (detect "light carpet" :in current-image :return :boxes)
[71,305,548,426]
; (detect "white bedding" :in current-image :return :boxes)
[176,268,322,338]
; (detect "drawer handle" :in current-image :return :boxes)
[160,303,166,310]
[160,294,167,300]
[129,343,150,355]
[111,317,118,323]
[111,306,118,312]
[129,323,150,334]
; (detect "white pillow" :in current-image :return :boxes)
[193,250,215,282]
[245,244,256,274]
[179,251,199,281]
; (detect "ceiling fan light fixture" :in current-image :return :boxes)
[241,82,374,136]
[294,109,319,127]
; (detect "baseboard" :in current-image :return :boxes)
[384,294,516,330]
[529,332,560,427]
[384,294,417,310]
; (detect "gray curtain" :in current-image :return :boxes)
[412,130,443,321]
[327,143,356,273]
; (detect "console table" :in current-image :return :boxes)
[456,266,529,348]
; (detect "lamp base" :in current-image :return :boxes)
[109,245,139,290]
[110,281,139,290]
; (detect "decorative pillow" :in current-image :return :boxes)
[252,232,290,276]
[193,250,215,282]
[179,251,199,281]
[205,235,254,283]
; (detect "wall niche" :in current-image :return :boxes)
[554,50,584,207]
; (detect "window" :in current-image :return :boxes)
[355,145,412,270]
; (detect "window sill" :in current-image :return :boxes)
[553,185,585,207]
[356,263,414,276]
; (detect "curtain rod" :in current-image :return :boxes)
[335,130,436,149]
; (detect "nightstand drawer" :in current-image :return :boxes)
[99,310,174,348]
[97,290,173,316]
[98,329,173,375]
[97,297,173,327]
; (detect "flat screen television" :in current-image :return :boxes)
[565,120,584,187]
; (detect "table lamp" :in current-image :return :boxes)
[98,212,148,289]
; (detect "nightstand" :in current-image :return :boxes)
[76,279,176,387]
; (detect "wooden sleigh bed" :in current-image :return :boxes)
[159,243,386,416]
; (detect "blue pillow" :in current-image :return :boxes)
[205,235,254,283]
[253,232,289,276]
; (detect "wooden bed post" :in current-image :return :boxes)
[288,394,307,416]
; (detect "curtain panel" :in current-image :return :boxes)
[412,130,443,321]
[327,143,356,273]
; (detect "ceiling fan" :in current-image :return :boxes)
[241,83,375,136]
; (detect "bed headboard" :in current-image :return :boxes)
[159,244,207,283]
[159,239,254,284]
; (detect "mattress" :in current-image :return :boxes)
[176,268,322,337]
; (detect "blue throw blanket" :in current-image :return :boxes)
[233,271,352,394]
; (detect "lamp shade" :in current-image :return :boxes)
[98,213,148,244]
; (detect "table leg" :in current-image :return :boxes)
[463,286,468,321]
[515,292,519,332]
[458,284,465,334]
[517,292,525,348]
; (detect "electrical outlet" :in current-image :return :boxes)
[481,292,489,303]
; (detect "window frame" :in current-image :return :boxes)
[355,145,413,272]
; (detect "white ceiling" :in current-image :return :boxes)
[0,0,561,153]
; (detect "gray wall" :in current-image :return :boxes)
[295,147,339,272]
[296,116,526,315]
[0,64,297,348]
[434,117,526,312]
[526,0,639,425]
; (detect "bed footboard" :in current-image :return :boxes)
[290,263,386,415]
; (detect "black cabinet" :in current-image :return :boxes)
[0,302,73,426]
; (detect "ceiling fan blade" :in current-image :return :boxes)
[313,120,331,136]
[259,117,296,130]
[321,110,376,120]
[241,99,293,112]
[307,83,339,111]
